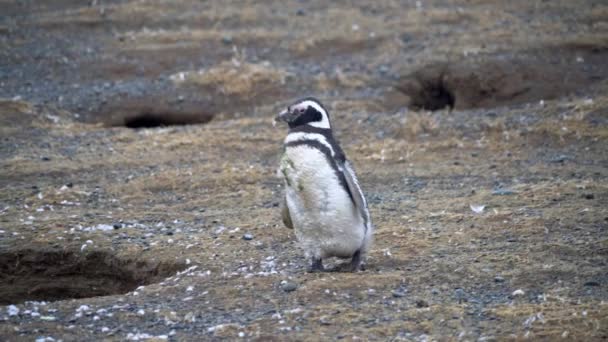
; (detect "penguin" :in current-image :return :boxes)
[274,97,373,272]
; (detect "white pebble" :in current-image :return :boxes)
[7,305,19,316]
[512,289,525,296]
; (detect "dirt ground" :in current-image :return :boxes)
[1,0,607,340]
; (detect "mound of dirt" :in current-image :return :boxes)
[390,45,608,110]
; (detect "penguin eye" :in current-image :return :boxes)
[298,108,305,114]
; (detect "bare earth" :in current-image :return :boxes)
[1,0,607,340]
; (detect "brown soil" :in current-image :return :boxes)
[389,45,608,111]
[0,249,186,305]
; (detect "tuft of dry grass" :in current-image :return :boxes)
[394,111,441,141]
[170,59,290,99]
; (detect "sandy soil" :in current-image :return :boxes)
[1,0,607,340]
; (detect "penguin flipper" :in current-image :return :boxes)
[340,160,371,230]
[281,195,294,229]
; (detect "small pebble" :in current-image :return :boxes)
[392,290,406,298]
[222,35,233,45]
[512,289,525,296]
[281,281,298,292]
[454,288,466,303]
[415,299,429,308]
[494,276,505,283]
[550,154,571,163]
[242,233,254,241]
[492,188,516,196]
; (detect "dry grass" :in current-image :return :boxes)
[170,59,290,99]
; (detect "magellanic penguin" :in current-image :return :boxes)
[274,97,373,272]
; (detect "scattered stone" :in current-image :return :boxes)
[584,281,600,287]
[319,316,331,325]
[470,204,485,213]
[242,233,254,241]
[582,193,594,200]
[512,289,525,297]
[392,290,406,298]
[494,276,505,283]
[454,288,466,303]
[7,305,19,316]
[296,8,306,16]
[549,154,571,163]
[492,188,516,196]
[415,299,429,308]
[281,281,298,292]
[221,35,233,45]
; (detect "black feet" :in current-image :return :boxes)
[306,252,366,273]
[348,249,363,272]
[330,250,365,273]
[307,257,324,272]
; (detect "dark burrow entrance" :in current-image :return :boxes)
[389,45,608,111]
[122,111,210,128]
[0,249,186,304]
[92,96,215,128]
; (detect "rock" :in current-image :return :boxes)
[582,193,594,200]
[512,289,525,297]
[415,299,429,308]
[296,9,306,16]
[494,276,505,283]
[7,305,19,316]
[392,290,406,298]
[242,233,253,241]
[281,281,298,292]
[319,316,331,325]
[454,288,466,303]
[222,35,233,45]
[492,188,516,196]
[549,154,571,163]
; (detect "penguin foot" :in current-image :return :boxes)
[331,250,364,272]
[307,258,325,272]
[347,249,364,272]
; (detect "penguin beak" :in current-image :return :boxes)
[274,108,289,126]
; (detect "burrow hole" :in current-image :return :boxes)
[122,111,213,128]
[0,249,186,304]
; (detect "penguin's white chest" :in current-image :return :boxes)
[279,146,364,259]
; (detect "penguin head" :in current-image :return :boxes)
[275,97,331,129]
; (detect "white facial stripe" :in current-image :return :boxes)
[294,100,331,129]
[285,132,335,157]
[308,119,331,129]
